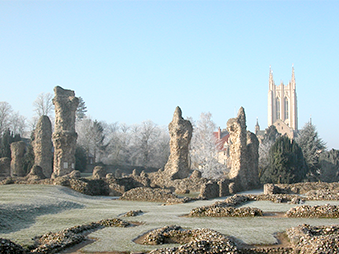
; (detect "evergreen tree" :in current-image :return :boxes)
[258,125,281,178]
[295,121,326,177]
[75,145,87,172]
[76,97,87,120]
[261,136,308,184]
[0,129,21,158]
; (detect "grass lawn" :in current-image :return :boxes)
[1,184,339,252]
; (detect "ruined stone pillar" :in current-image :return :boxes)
[10,141,26,177]
[227,107,247,180]
[0,157,11,177]
[32,115,53,178]
[246,131,260,189]
[164,106,193,179]
[226,107,260,192]
[52,86,79,177]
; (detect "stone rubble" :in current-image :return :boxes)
[29,218,130,253]
[120,187,182,203]
[92,165,107,179]
[189,206,263,217]
[0,238,26,254]
[26,165,46,181]
[142,225,238,254]
[123,210,144,217]
[188,194,305,217]
[264,182,339,196]
[286,224,339,254]
[285,204,339,218]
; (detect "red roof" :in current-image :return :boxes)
[213,132,230,151]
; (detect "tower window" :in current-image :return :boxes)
[276,98,280,120]
[284,97,289,120]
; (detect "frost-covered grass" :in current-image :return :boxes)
[1,184,339,252]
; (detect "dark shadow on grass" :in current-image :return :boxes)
[0,201,85,233]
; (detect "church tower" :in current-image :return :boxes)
[268,66,298,138]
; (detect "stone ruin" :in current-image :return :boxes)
[0,95,262,202]
[52,86,79,177]
[32,115,53,178]
[163,106,193,180]
[10,141,26,177]
[226,107,260,192]
[0,157,10,178]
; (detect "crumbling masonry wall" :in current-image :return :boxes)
[52,86,79,177]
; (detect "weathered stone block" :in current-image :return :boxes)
[199,180,219,199]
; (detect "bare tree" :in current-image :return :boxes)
[76,118,109,163]
[102,122,129,165]
[0,102,13,135]
[33,92,54,118]
[9,111,26,136]
[190,112,227,179]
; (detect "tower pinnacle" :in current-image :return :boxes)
[291,65,296,89]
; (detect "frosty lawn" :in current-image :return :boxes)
[0,184,339,253]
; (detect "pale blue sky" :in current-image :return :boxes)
[1,1,339,149]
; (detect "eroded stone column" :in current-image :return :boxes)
[52,86,79,177]
[10,141,26,177]
[226,107,259,192]
[32,115,53,178]
[164,106,193,179]
[0,157,11,177]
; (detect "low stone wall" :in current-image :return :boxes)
[148,171,207,194]
[68,179,110,196]
[286,224,339,254]
[122,210,143,217]
[188,206,263,217]
[120,187,178,202]
[30,218,130,253]
[304,189,339,200]
[286,204,339,218]
[187,194,305,217]
[264,182,339,195]
[140,225,238,253]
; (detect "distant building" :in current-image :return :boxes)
[256,66,298,140]
[213,127,230,166]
